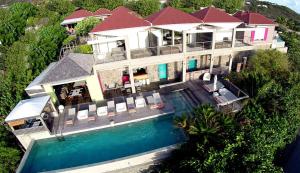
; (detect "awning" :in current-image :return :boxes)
[5,96,50,122]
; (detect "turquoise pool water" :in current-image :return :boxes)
[21,92,190,173]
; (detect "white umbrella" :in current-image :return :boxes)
[213,75,218,91]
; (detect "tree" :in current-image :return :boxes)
[44,0,75,16]
[184,0,213,11]
[75,17,100,36]
[213,0,244,13]
[168,0,184,9]
[126,0,160,17]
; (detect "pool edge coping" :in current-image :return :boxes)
[16,140,35,173]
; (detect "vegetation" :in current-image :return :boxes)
[75,17,100,36]
[168,0,244,13]
[74,44,93,54]
[72,0,124,11]
[146,49,300,173]
[245,0,300,31]
[126,0,160,17]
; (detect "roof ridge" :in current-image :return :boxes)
[203,7,211,22]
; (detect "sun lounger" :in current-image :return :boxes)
[126,97,136,113]
[135,96,146,108]
[146,96,156,109]
[77,110,88,120]
[107,101,115,116]
[116,102,127,113]
[65,108,76,125]
[88,104,96,121]
[153,93,165,109]
[97,106,108,116]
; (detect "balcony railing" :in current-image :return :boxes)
[235,36,253,47]
[94,47,127,64]
[187,41,212,52]
[215,40,232,49]
[130,44,182,59]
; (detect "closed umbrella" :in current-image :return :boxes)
[213,75,218,91]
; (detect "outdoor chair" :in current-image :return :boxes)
[107,101,116,116]
[126,97,136,113]
[97,106,108,116]
[88,104,97,121]
[135,96,146,108]
[116,102,127,113]
[146,96,155,109]
[65,108,76,125]
[153,93,165,109]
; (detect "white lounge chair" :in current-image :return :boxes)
[107,101,115,116]
[97,106,108,116]
[77,110,88,120]
[116,102,127,113]
[88,104,97,121]
[135,96,146,108]
[146,96,155,109]
[126,97,136,113]
[153,93,165,109]
[65,108,76,125]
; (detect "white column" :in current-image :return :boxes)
[128,66,136,93]
[172,30,175,45]
[182,31,187,53]
[212,30,216,50]
[209,55,214,73]
[182,60,187,82]
[228,54,233,72]
[232,28,236,48]
[124,36,131,60]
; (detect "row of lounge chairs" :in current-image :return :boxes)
[64,93,164,125]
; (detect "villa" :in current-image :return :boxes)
[5,6,287,173]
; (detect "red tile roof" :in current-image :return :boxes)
[192,7,241,23]
[146,6,201,25]
[65,9,93,20]
[91,7,150,32]
[93,8,111,16]
[233,11,274,25]
[112,6,133,14]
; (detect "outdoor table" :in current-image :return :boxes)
[69,88,82,97]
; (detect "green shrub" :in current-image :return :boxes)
[74,44,93,54]
[63,35,76,46]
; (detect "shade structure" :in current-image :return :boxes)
[213,75,218,91]
[5,96,50,122]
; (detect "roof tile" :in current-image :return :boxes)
[192,7,241,23]
[93,8,111,16]
[65,9,93,20]
[233,11,274,25]
[146,6,202,25]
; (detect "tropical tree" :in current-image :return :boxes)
[126,0,160,17]
[213,0,244,13]
[75,17,100,36]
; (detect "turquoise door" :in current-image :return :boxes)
[188,59,197,71]
[158,64,167,79]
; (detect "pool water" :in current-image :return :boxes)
[20,92,191,173]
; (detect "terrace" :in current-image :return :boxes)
[52,77,248,136]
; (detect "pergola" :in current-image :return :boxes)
[5,96,56,133]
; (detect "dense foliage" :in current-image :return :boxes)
[146,49,300,172]
[168,0,244,13]
[75,17,100,36]
[0,1,69,172]
[126,0,160,17]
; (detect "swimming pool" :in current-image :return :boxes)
[20,92,191,173]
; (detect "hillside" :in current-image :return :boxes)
[245,0,300,23]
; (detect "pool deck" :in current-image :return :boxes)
[59,101,175,136]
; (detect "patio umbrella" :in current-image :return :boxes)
[213,75,218,91]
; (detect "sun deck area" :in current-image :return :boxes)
[51,77,248,137]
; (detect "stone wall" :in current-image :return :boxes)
[98,68,124,88]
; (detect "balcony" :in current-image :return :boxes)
[215,40,232,49]
[187,41,212,52]
[130,44,183,59]
[235,36,252,47]
[94,47,127,64]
